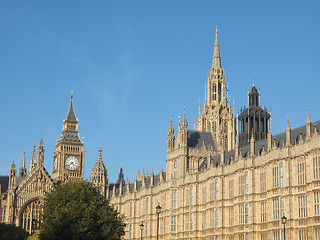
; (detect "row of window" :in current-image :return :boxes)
[128,222,319,239]
[129,158,320,218]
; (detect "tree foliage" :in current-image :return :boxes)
[39,181,125,240]
[0,223,29,240]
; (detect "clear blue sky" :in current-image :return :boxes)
[1,1,319,182]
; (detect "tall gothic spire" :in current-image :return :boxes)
[19,152,27,177]
[29,145,37,172]
[65,89,77,123]
[212,26,221,69]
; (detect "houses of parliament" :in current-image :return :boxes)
[1,28,320,240]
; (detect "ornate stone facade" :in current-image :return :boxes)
[1,28,320,240]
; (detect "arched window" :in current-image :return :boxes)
[19,198,44,234]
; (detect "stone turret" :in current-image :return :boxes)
[167,115,175,152]
[238,80,270,146]
[18,152,27,178]
[90,147,108,197]
[7,161,16,224]
[29,146,37,172]
[37,138,44,167]
[286,117,291,147]
[306,109,311,140]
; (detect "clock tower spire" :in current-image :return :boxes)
[52,91,85,181]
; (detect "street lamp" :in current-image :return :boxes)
[156,204,162,240]
[281,215,287,240]
[140,223,144,240]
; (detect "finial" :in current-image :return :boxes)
[308,107,310,119]
[216,26,218,34]
[98,146,102,156]
[253,77,255,86]
[183,107,186,117]
[170,114,172,123]
[287,114,290,123]
[178,116,181,123]
[71,89,74,99]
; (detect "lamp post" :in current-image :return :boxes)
[156,204,162,240]
[281,215,287,240]
[140,223,144,240]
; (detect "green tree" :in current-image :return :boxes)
[0,223,29,240]
[39,181,125,240]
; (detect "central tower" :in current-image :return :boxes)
[52,93,85,181]
[197,27,236,151]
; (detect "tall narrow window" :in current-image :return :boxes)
[190,213,194,231]
[207,122,212,132]
[218,84,221,102]
[314,156,320,180]
[239,173,247,195]
[129,224,132,238]
[272,166,279,188]
[171,216,177,232]
[213,122,217,139]
[210,183,215,201]
[298,161,307,185]
[272,198,280,220]
[215,209,219,227]
[190,186,194,205]
[146,198,149,215]
[202,186,207,204]
[210,210,214,228]
[239,204,245,224]
[245,204,249,224]
[280,198,285,218]
[229,180,234,198]
[316,227,320,239]
[213,85,217,101]
[130,202,133,217]
[273,231,280,240]
[0,209,5,222]
[172,190,177,208]
[145,221,149,236]
[280,163,284,187]
[215,179,219,200]
[298,195,308,218]
[202,212,207,229]
[245,172,249,194]
[315,191,320,216]
[229,207,234,226]
[261,233,267,240]
[299,229,308,240]
[260,172,266,192]
[261,201,267,223]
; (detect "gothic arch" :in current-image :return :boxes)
[19,197,44,234]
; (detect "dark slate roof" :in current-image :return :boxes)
[16,175,27,186]
[65,100,77,123]
[0,176,9,193]
[58,131,82,145]
[187,131,215,149]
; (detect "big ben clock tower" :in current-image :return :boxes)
[52,92,85,181]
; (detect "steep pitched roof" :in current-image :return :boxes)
[0,176,9,193]
[187,130,216,149]
[65,97,77,123]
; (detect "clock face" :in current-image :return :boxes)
[65,156,79,170]
[53,157,57,171]
[174,160,177,169]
